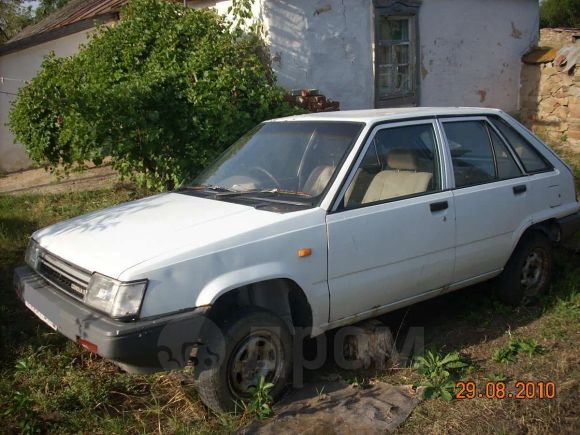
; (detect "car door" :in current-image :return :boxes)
[439,117,530,286]
[326,119,456,322]
[488,116,560,216]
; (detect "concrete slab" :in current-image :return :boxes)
[242,381,423,434]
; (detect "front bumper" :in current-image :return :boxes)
[14,265,211,374]
[558,212,580,241]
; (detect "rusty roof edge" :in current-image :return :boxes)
[6,0,126,44]
[0,12,119,57]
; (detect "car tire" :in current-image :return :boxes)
[194,307,292,413]
[496,231,553,306]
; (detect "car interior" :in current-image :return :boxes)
[342,124,439,208]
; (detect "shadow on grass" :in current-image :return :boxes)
[301,246,579,382]
[0,216,67,370]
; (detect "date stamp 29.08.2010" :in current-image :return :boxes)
[455,381,556,400]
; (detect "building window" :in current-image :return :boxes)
[374,1,421,108]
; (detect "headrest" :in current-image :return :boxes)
[387,149,418,171]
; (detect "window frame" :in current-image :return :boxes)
[485,118,527,178]
[373,0,422,108]
[331,118,447,212]
[438,116,528,190]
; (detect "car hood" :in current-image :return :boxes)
[33,193,288,279]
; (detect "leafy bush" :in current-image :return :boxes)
[414,350,470,401]
[242,376,274,420]
[9,0,296,189]
[492,337,546,363]
[540,0,580,29]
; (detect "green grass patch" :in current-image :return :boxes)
[492,336,546,364]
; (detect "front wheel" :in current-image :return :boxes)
[496,232,553,305]
[194,307,292,413]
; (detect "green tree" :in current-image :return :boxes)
[0,0,33,43]
[9,0,296,190]
[34,0,71,21]
[540,0,580,29]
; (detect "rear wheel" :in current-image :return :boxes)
[194,307,292,413]
[496,232,553,305]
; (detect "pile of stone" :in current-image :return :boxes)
[285,89,340,113]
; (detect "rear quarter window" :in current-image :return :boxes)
[489,117,552,173]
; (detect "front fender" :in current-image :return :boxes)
[195,262,302,306]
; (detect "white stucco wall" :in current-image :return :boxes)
[0,29,92,172]
[263,0,374,110]
[193,0,538,112]
[419,0,539,112]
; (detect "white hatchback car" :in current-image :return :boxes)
[15,108,579,411]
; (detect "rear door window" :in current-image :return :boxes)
[443,121,496,188]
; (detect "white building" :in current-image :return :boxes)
[0,0,539,173]
[0,0,124,173]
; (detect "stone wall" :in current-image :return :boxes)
[538,28,578,49]
[519,29,580,150]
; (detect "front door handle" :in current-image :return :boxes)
[430,201,448,212]
[513,185,527,195]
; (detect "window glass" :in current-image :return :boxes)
[376,16,413,98]
[193,122,363,199]
[444,121,496,188]
[488,125,522,179]
[343,124,440,208]
[489,118,551,173]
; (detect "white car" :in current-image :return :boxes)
[15,108,580,411]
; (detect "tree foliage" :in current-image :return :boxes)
[9,0,296,189]
[0,0,33,43]
[540,0,580,29]
[34,0,71,21]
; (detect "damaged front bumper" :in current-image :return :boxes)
[14,265,212,374]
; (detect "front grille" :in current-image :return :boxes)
[38,252,91,300]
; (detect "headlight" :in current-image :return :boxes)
[86,273,147,319]
[25,239,42,270]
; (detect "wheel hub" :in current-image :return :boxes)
[228,332,282,396]
[520,248,548,296]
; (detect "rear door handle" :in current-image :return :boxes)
[513,185,527,195]
[430,201,448,212]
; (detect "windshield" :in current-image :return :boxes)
[189,121,364,203]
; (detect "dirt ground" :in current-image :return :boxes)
[0,165,119,195]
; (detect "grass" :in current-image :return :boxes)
[385,254,580,434]
[492,335,545,363]
[1,146,579,433]
[0,187,232,433]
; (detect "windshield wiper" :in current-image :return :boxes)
[216,188,312,197]
[179,184,240,194]
[180,185,312,206]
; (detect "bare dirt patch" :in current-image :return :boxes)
[0,166,119,195]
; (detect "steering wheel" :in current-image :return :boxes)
[247,166,281,189]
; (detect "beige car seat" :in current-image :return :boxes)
[362,150,432,203]
[303,165,334,196]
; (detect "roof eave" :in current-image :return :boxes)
[0,12,118,57]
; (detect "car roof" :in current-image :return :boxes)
[271,107,505,124]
